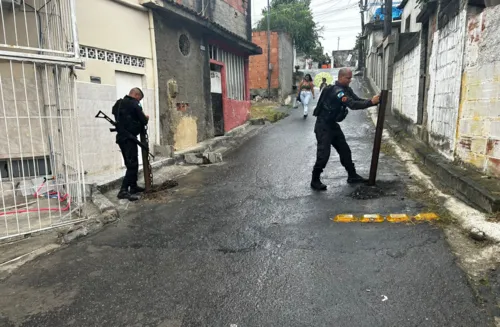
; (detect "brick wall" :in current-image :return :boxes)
[392,44,421,123]
[425,9,467,159]
[249,31,280,94]
[456,5,500,177]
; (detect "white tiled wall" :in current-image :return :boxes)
[392,44,421,123]
[76,82,156,177]
[426,10,467,159]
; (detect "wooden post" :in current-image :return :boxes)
[368,90,389,186]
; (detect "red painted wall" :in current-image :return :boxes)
[223,98,251,132]
[210,55,251,133]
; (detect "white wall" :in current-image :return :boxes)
[392,44,421,122]
[401,0,422,33]
[75,0,158,178]
[426,10,467,159]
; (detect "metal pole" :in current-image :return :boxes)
[368,90,388,186]
[140,130,152,192]
[384,0,392,37]
[266,0,271,99]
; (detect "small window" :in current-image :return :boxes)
[179,34,191,56]
[405,15,411,33]
[0,157,51,179]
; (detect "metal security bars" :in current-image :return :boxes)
[0,0,84,240]
[0,0,77,58]
[208,44,245,101]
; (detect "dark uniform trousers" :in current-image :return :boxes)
[313,120,355,174]
[118,139,139,191]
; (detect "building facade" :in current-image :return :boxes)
[367,0,500,178]
[143,0,261,145]
[75,0,159,177]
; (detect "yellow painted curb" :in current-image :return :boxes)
[333,214,358,223]
[387,214,410,223]
[414,213,439,221]
[359,214,384,223]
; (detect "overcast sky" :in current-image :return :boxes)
[250,1,404,53]
[251,0,364,54]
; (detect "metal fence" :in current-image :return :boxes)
[0,0,85,240]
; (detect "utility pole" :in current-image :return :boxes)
[369,0,392,186]
[384,0,392,37]
[266,0,271,99]
[358,0,365,69]
[337,37,340,50]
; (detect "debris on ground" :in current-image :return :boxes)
[349,181,400,200]
[350,185,386,200]
[469,227,487,242]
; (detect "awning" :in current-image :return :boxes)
[142,0,262,55]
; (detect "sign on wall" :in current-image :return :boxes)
[210,71,222,94]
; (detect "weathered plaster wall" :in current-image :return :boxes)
[210,0,248,40]
[177,0,249,40]
[154,12,212,151]
[392,44,421,123]
[278,32,294,100]
[426,10,467,158]
[331,50,357,67]
[457,5,500,177]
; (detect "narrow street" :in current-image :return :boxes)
[0,80,492,326]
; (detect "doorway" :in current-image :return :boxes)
[210,63,224,136]
[115,71,145,166]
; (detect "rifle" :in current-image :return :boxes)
[95,110,155,159]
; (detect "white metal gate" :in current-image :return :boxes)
[0,0,85,240]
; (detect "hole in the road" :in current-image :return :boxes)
[349,181,402,200]
[142,180,179,200]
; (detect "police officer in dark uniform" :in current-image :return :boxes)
[311,68,380,191]
[112,87,149,201]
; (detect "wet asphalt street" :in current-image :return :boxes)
[0,79,493,326]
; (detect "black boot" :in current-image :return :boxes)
[347,172,368,184]
[117,189,139,201]
[310,170,327,191]
[130,185,146,194]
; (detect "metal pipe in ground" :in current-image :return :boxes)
[368,90,389,186]
[140,131,152,192]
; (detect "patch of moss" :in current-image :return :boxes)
[250,105,288,123]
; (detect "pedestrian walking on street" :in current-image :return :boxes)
[112,87,149,201]
[297,74,315,118]
[310,68,380,191]
[319,77,328,92]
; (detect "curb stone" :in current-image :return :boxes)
[365,107,500,243]
[91,185,119,221]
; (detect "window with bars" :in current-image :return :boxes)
[0,157,52,179]
[208,44,245,101]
